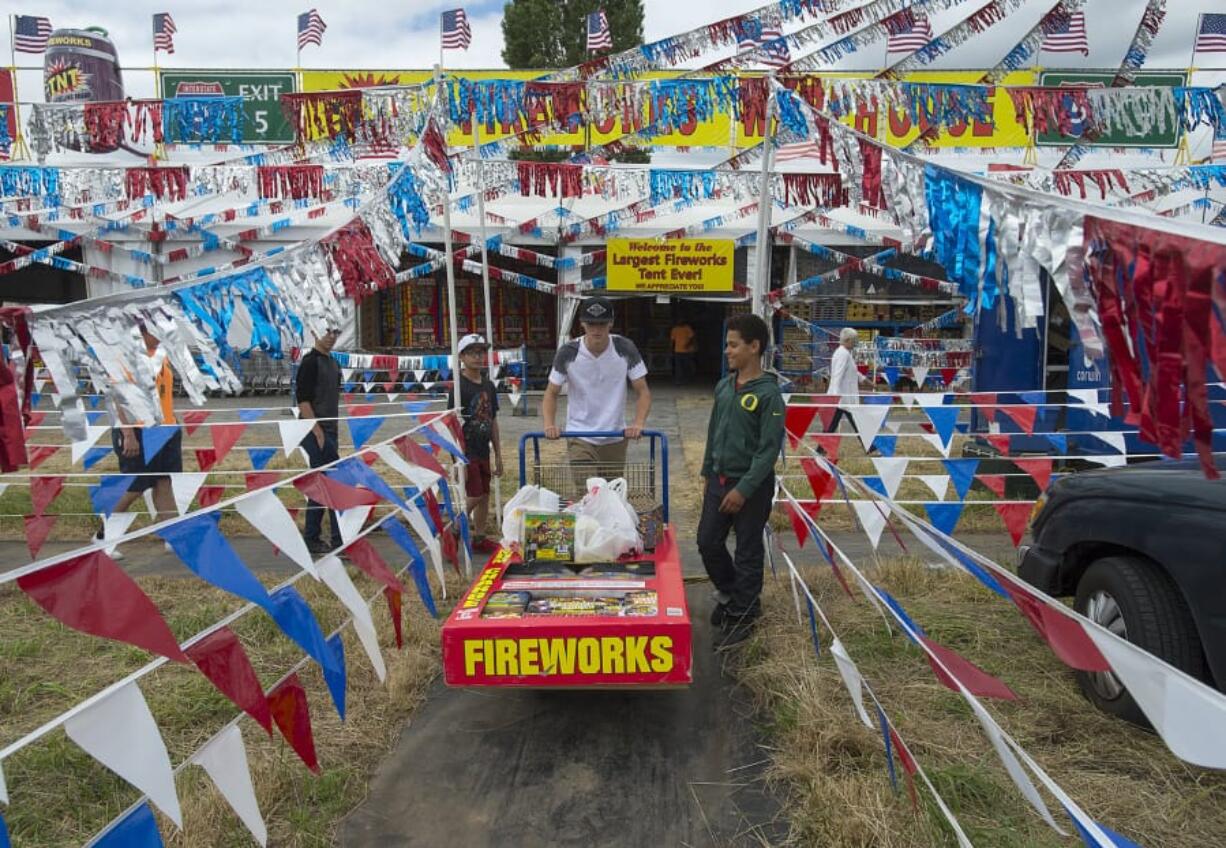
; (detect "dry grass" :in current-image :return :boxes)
[0,564,466,846]
[731,557,1226,847]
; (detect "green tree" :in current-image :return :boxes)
[501,0,645,69]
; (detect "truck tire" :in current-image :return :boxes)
[1073,556,1207,727]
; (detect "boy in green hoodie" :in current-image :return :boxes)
[698,313,785,647]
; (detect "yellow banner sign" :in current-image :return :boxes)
[607,238,733,293]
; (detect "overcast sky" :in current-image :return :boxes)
[12,0,1226,100]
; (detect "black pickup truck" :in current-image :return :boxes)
[1019,458,1226,726]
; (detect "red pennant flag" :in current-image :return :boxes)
[197,485,225,508]
[993,502,1033,547]
[181,410,211,436]
[381,381,396,392]
[348,404,374,417]
[799,457,837,504]
[343,538,407,594]
[786,502,809,548]
[211,423,247,464]
[1003,581,1110,672]
[970,392,997,420]
[439,526,460,572]
[293,472,380,510]
[986,434,1011,455]
[920,636,1018,700]
[828,556,857,600]
[998,405,1037,435]
[421,490,446,533]
[809,433,841,461]
[17,550,189,662]
[975,474,1007,498]
[799,499,825,522]
[195,448,218,472]
[245,471,281,492]
[784,405,819,449]
[26,411,47,428]
[385,587,404,649]
[30,475,65,515]
[812,395,838,430]
[396,435,446,479]
[1013,458,1053,492]
[186,627,273,734]
[362,452,379,466]
[888,727,920,813]
[442,414,466,453]
[268,673,320,773]
[23,513,57,558]
[28,445,60,469]
[918,421,934,434]
[939,368,958,386]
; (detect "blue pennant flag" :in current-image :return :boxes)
[324,633,347,721]
[83,445,113,470]
[1,809,9,848]
[384,517,437,617]
[876,704,899,793]
[86,410,105,425]
[955,422,969,434]
[940,458,979,500]
[246,447,277,470]
[425,427,466,462]
[436,479,456,521]
[364,393,377,403]
[862,476,888,498]
[458,511,472,558]
[90,475,136,517]
[805,594,821,657]
[141,425,179,464]
[269,586,344,711]
[404,401,432,415]
[94,802,162,848]
[874,586,926,644]
[1063,806,1144,848]
[872,435,897,457]
[363,370,376,382]
[936,537,1008,598]
[862,394,893,405]
[343,382,356,393]
[1046,433,1068,455]
[924,406,960,448]
[326,457,407,510]
[158,513,272,610]
[924,501,965,538]
[237,408,264,423]
[29,392,40,406]
[882,366,901,386]
[1019,390,1046,407]
[88,395,101,408]
[346,415,385,449]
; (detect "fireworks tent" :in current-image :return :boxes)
[1,0,1226,845]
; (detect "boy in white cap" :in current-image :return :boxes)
[455,334,503,553]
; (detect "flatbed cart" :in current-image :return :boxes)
[441,430,692,688]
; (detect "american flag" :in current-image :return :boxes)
[1195,13,1226,54]
[14,15,53,53]
[774,140,823,161]
[442,9,472,50]
[735,21,791,69]
[297,9,326,50]
[1041,11,1089,55]
[153,13,177,54]
[586,10,612,52]
[886,15,932,53]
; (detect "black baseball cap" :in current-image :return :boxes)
[579,296,615,323]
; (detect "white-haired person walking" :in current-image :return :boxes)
[826,327,873,434]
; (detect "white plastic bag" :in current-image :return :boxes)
[501,484,561,545]
[566,477,642,562]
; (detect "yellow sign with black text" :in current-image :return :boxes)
[607,238,734,293]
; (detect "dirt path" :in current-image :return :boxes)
[337,387,791,847]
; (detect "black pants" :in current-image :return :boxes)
[302,429,341,544]
[673,352,696,385]
[827,408,859,433]
[696,474,775,616]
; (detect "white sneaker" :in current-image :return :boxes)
[94,529,125,561]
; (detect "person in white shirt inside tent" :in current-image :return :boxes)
[826,327,873,434]
[542,296,652,486]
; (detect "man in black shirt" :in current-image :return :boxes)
[454,334,503,554]
[296,326,342,554]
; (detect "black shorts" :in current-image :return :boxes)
[112,427,184,493]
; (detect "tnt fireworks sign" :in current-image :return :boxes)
[607,238,735,293]
[159,70,296,143]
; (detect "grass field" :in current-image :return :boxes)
[733,557,1226,847]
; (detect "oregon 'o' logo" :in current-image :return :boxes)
[740,393,759,412]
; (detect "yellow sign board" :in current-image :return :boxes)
[607,238,734,293]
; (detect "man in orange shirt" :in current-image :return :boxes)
[670,319,697,386]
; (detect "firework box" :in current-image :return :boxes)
[442,527,692,688]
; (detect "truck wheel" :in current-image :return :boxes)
[1073,556,1207,727]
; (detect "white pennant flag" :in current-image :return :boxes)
[386,393,399,403]
[170,472,209,516]
[102,512,139,555]
[413,369,426,383]
[342,368,356,383]
[0,482,7,501]
[883,418,903,434]
[911,366,929,388]
[0,756,8,804]
[142,489,158,520]
[290,405,300,419]
[490,365,501,381]
[235,489,317,577]
[508,387,522,409]
[1087,432,1127,467]
[830,638,873,728]
[921,433,953,458]
[375,444,440,490]
[918,474,950,501]
[71,425,110,463]
[33,377,46,395]
[872,457,909,499]
[898,393,917,409]
[848,405,890,452]
[401,504,445,589]
[194,725,268,846]
[851,501,889,549]
[915,392,948,407]
[279,419,317,456]
[65,681,183,827]
[336,505,373,545]
[1068,388,1110,419]
[318,556,387,681]
[363,382,376,394]
[967,698,1064,833]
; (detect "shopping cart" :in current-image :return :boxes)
[518,430,670,523]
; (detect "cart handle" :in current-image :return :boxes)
[517,430,669,523]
